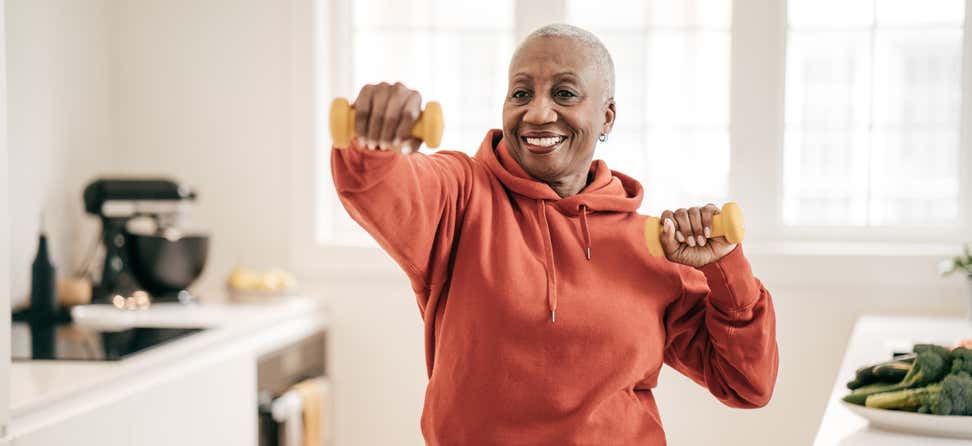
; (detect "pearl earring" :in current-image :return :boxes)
[598,133,608,142]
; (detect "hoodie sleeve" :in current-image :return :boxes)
[661,243,779,408]
[330,141,472,301]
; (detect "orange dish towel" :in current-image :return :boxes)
[293,377,333,446]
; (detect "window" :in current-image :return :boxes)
[312,0,971,251]
[323,0,514,244]
[566,0,731,215]
[783,0,966,227]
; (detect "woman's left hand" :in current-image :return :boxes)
[659,204,737,268]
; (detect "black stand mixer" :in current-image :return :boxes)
[83,178,209,305]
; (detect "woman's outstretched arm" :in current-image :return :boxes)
[330,83,474,309]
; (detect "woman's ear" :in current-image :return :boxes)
[602,99,616,135]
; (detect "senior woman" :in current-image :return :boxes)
[331,24,779,445]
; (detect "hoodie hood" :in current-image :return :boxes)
[475,129,643,215]
[474,129,644,323]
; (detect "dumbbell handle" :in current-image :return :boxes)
[329,98,444,149]
[643,202,745,257]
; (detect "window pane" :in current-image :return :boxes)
[352,0,431,27]
[431,31,511,149]
[869,29,962,225]
[876,0,964,26]
[568,0,730,216]
[567,0,646,28]
[350,6,512,153]
[788,0,873,28]
[330,0,512,243]
[433,0,514,28]
[646,128,730,212]
[352,30,434,93]
[783,32,871,226]
[783,3,964,227]
[646,0,730,27]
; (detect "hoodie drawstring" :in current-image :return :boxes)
[580,205,591,261]
[537,202,594,324]
[537,201,558,323]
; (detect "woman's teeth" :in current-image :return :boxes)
[525,136,566,147]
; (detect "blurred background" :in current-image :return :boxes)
[1,0,971,445]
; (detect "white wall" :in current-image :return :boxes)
[6,0,117,308]
[112,0,295,298]
[6,0,297,304]
[1,0,10,437]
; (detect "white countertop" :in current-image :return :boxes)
[813,315,972,446]
[9,296,330,433]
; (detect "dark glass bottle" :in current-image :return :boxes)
[30,230,57,316]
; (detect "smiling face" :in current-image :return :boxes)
[502,36,616,197]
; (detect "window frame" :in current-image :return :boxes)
[291,0,972,278]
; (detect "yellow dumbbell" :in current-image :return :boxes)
[329,97,444,149]
[643,202,745,257]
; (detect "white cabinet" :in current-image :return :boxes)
[12,398,129,446]
[130,353,255,446]
[12,352,255,446]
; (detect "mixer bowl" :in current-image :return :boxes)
[125,231,209,296]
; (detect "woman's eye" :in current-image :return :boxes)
[511,90,529,100]
[555,90,577,98]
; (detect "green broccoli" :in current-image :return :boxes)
[865,372,972,416]
[950,347,972,375]
[914,343,953,366]
[843,350,948,405]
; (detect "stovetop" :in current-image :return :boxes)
[11,321,204,361]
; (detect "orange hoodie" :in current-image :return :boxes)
[331,129,779,445]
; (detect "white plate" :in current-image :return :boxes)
[841,400,972,440]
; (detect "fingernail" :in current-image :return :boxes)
[367,140,376,150]
[687,236,695,247]
[697,235,706,246]
[392,138,401,147]
[704,227,711,238]
[676,231,684,242]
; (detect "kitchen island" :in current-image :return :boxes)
[7,296,330,446]
[813,315,972,446]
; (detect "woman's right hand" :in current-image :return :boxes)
[353,82,423,153]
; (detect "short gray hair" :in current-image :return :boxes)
[514,24,615,101]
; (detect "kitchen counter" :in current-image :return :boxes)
[813,315,972,446]
[8,296,330,437]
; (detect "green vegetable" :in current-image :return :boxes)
[914,344,952,365]
[847,366,878,390]
[939,242,972,277]
[872,361,912,382]
[864,382,941,411]
[846,357,914,390]
[950,347,972,376]
[865,372,972,416]
[843,350,948,405]
[847,362,912,390]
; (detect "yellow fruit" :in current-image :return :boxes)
[279,271,297,290]
[228,266,258,290]
[258,272,282,291]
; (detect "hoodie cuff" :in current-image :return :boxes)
[695,243,761,313]
[331,140,402,192]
